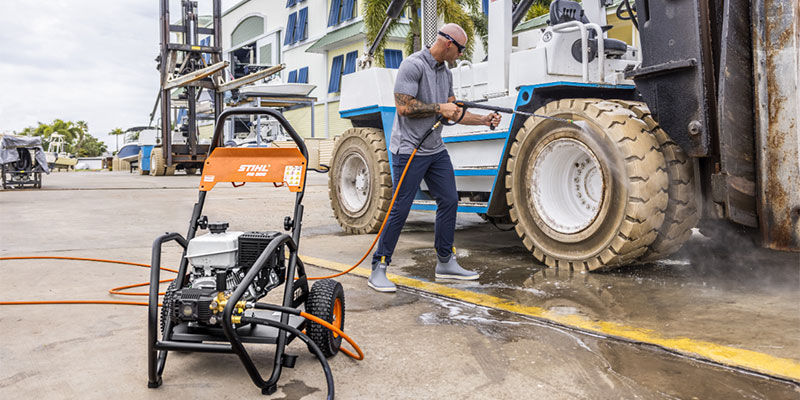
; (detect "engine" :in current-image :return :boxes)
[165,222,286,326]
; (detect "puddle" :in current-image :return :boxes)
[417,294,800,399]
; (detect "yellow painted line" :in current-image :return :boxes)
[300,254,800,383]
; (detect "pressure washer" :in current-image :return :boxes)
[147,107,360,398]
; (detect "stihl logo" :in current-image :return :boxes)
[238,164,270,177]
[238,164,269,172]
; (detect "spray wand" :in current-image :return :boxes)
[449,100,577,128]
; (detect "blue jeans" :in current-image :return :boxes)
[371,150,458,266]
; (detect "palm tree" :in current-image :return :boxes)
[108,128,125,154]
[365,0,479,67]
[71,121,89,156]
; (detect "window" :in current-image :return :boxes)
[341,0,356,22]
[328,55,344,93]
[295,7,308,42]
[327,0,356,27]
[298,67,309,83]
[287,67,309,83]
[343,50,358,75]
[284,8,307,46]
[259,43,272,65]
[286,0,297,7]
[384,49,403,69]
[231,16,264,47]
[284,12,297,45]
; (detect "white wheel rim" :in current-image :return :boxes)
[531,138,604,234]
[150,152,157,172]
[339,152,370,214]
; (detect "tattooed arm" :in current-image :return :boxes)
[395,93,460,119]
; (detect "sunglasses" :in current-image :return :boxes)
[438,31,465,53]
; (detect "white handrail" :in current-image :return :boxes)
[551,21,607,83]
[454,60,475,100]
[586,23,605,81]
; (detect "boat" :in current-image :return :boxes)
[117,142,141,163]
[45,134,77,170]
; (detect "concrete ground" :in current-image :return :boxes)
[1,171,798,399]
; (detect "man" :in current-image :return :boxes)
[369,23,502,293]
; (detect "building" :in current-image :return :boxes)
[222,0,411,139]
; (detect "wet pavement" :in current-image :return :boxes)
[1,171,799,399]
[301,189,800,368]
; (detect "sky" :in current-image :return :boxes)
[0,0,235,153]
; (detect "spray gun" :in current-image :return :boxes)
[448,100,577,129]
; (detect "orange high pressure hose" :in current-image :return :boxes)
[0,256,363,359]
[304,147,421,281]
[0,135,424,359]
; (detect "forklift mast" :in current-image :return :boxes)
[158,0,225,168]
[629,0,799,250]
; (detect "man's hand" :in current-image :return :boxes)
[438,102,462,121]
[482,112,502,128]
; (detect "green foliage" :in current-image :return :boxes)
[364,0,479,66]
[526,1,552,19]
[16,119,107,157]
[364,0,394,67]
[74,134,107,157]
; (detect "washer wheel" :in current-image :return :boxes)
[328,127,392,234]
[506,99,669,270]
[306,279,345,358]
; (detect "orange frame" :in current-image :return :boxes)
[199,147,307,192]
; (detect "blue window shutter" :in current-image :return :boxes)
[482,0,489,15]
[295,8,308,42]
[288,70,298,83]
[286,0,296,7]
[200,37,211,64]
[341,0,355,23]
[328,55,344,93]
[384,49,402,68]
[343,50,358,75]
[284,13,297,45]
[298,67,309,83]
[327,0,341,26]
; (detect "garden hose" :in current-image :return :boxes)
[0,255,362,360]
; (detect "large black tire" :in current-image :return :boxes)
[612,100,700,261]
[329,127,392,234]
[506,99,669,271]
[150,147,166,176]
[306,279,345,358]
[184,167,198,175]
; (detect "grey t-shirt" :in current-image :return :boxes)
[389,48,454,156]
